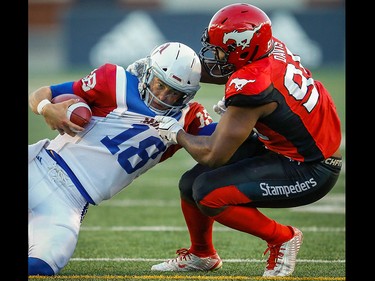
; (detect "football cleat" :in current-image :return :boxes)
[262,227,303,276]
[151,248,222,271]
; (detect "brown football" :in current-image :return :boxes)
[51,94,92,128]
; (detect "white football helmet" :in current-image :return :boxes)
[138,42,201,116]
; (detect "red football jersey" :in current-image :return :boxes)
[225,37,341,162]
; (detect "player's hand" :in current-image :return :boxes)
[213,97,226,116]
[155,115,183,144]
[42,100,83,137]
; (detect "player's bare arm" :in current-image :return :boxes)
[177,102,276,167]
[29,86,83,136]
[29,86,53,115]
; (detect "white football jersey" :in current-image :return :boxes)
[46,64,212,204]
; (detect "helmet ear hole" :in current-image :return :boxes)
[240,52,249,59]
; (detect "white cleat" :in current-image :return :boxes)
[263,227,303,277]
[151,248,222,272]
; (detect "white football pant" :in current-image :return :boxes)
[28,143,88,274]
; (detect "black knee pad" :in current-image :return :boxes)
[179,169,196,201]
[179,164,213,201]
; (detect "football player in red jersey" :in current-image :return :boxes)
[28,42,215,276]
[153,4,342,277]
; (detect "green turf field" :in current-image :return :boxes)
[28,66,345,281]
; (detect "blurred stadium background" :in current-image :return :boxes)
[29,0,345,74]
[28,0,346,159]
[27,1,346,280]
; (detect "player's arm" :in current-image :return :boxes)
[29,86,53,115]
[29,85,83,136]
[177,103,275,167]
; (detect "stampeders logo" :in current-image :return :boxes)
[223,25,263,50]
[260,178,317,197]
[229,78,255,91]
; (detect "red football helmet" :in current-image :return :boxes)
[199,3,274,77]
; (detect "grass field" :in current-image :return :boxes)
[28,66,346,281]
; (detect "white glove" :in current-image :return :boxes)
[155,115,184,144]
[213,97,227,116]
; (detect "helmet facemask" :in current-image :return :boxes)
[139,64,191,117]
[199,28,236,78]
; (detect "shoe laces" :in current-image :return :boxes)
[263,243,284,270]
[166,248,193,263]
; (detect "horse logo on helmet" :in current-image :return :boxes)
[223,24,263,50]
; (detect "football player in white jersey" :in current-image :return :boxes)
[28,42,214,276]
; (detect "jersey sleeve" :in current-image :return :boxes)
[183,102,214,135]
[225,60,274,107]
[71,63,120,117]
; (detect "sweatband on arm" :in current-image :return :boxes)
[37,99,51,115]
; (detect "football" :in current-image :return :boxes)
[51,94,92,129]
